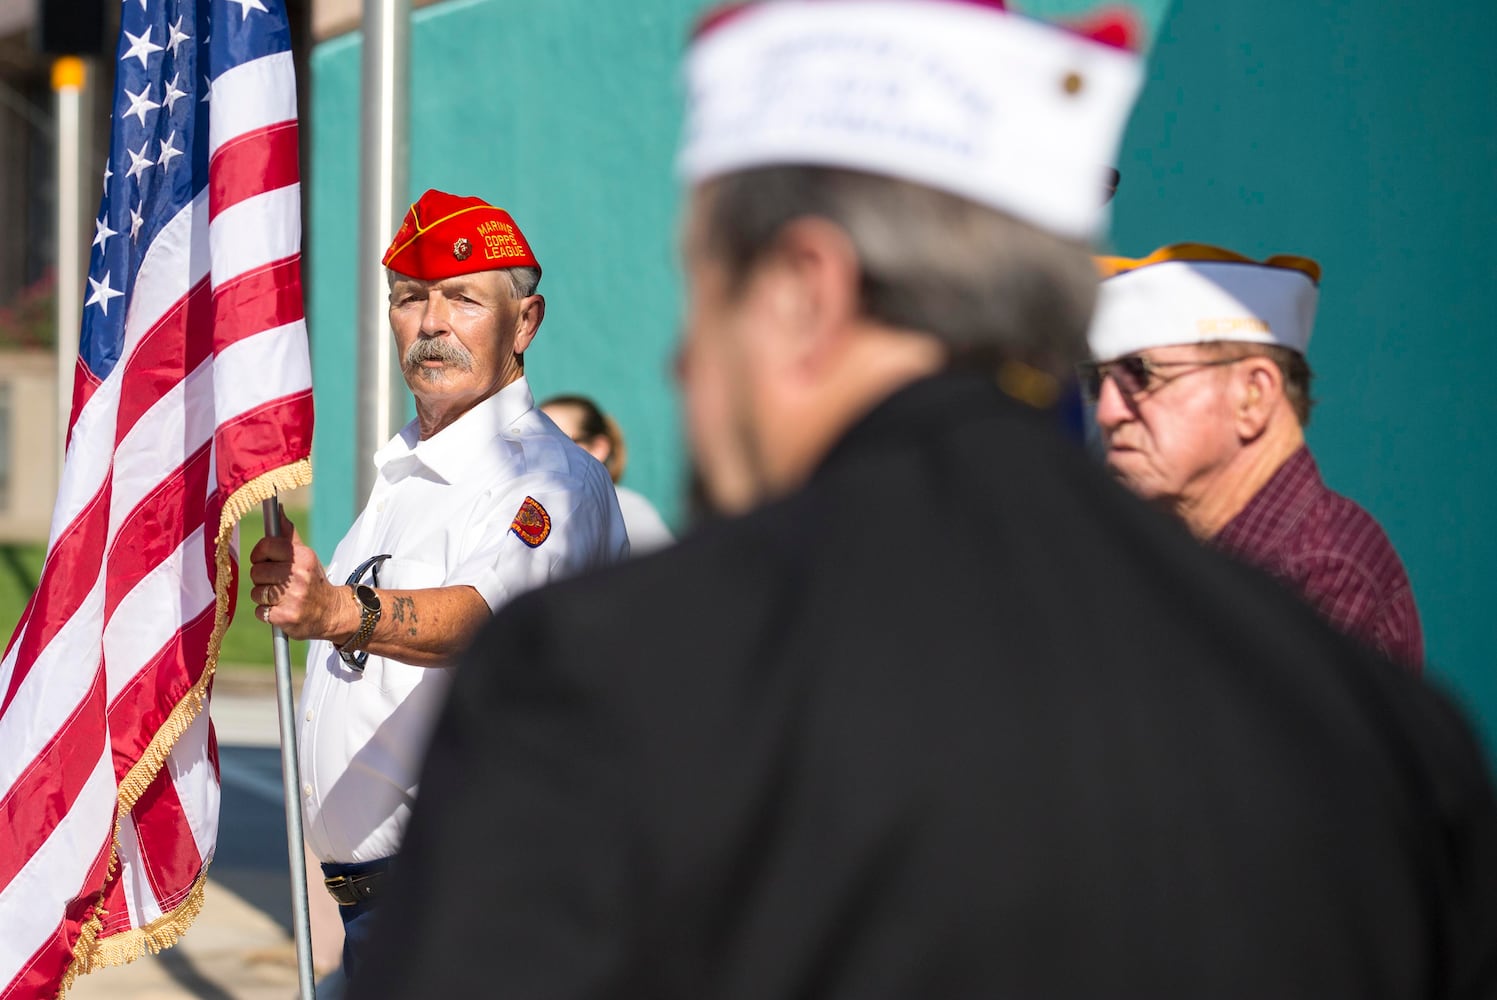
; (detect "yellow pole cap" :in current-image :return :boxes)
[52,56,87,91]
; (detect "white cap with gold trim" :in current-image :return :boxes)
[1087,243,1323,362]
[678,0,1145,242]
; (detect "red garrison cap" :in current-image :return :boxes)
[381,189,540,281]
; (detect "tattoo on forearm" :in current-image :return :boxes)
[391,596,418,636]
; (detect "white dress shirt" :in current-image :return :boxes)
[298,377,628,863]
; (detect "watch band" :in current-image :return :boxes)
[337,584,381,664]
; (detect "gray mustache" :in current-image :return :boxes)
[404,338,475,377]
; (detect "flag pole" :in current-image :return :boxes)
[355,0,410,505]
[262,494,316,1000]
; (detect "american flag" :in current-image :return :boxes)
[0,0,312,993]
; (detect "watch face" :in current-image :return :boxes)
[355,584,381,612]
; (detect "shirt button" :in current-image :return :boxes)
[305,710,313,721]
[376,500,386,512]
[303,783,313,797]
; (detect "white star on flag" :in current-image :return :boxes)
[167,16,192,57]
[129,201,145,240]
[126,142,155,181]
[93,216,118,250]
[202,74,212,102]
[102,161,112,193]
[85,272,124,315]
[123,84,160,127]
[121,26,164,68]
[162,73,188,111]
[226,0,270,19]
[158,131,183,171]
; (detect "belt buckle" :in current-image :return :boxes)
[323,874,357,906]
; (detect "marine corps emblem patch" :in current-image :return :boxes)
[452,237,473,261]
[510,496,552,548]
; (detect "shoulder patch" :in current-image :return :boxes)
[510,496,552,548]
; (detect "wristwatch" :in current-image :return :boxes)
[337,583,382,666]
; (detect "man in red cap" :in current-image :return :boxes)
[247,189,628,979]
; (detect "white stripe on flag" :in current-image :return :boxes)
[208,51,296,157]
[164,706,219,867]
[208,184,303,287]
[213,320,314,422]
[114,805,165,929]
[0,584,105,792]
[103,530,215,705]
[0,753,115,974]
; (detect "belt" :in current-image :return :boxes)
[323,868,388,907]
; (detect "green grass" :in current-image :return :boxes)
[0,541,47,648]
[0,505,311,672]
[218,503,310,672]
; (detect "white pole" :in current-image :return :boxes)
[262,495,316,1000]
[52,56,86,468]
[355,0,410,503]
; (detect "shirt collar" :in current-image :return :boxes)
[373,377,536,485]
[1214,445,1323,553]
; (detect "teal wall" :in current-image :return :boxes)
[309,0,1495,751]
[1112,0,1497,750]
[307,0,1170,552]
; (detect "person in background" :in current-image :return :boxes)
[1083,243,1422,668]
[248,189,627,979]
[354,4,1494,997]
[542,394,675,554]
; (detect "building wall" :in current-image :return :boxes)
[0,349,58,542]
[308,0,1496,752]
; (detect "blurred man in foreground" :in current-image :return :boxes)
[356,3,1496,997]
[1084,243,1422,667]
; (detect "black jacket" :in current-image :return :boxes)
[355,373,1497,999]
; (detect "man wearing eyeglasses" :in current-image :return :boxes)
[1083,243,1422,668]
[247,189,628,979]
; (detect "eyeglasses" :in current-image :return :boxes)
[341,553,391,672]
[1077,355,1245,403]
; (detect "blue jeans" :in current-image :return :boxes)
[321,857,394,983]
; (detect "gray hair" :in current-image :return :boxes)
[504,266,542,299]
[702,166,1099,377]
[384,265,542,299]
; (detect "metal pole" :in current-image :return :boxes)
[52,56,87,467]
[262,496,317,1000]
[355,0,410,504]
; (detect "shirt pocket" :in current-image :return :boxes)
[366,556,448,697]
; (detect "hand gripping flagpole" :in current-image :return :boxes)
[262,494,317,1000]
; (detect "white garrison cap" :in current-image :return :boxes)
[1088,243,1323,361]
[678,0,1146,242]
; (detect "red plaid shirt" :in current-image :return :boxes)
[1214,447,1423,670]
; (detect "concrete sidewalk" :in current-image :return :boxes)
[67,672,347,999]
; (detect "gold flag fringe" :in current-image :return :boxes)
[58,458,313,996]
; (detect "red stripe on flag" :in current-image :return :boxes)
[112,279,215,447]
[208,120,300,220]
[127,768,206,910]
[102,443,213,623]
[0,669,108,893]
[0,478,111,716]
[212,256,304,352]
[2,836,113,1000]
[216,391,315,490]
[106,607,215,781]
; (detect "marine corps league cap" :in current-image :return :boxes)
[1087,243,1322,361]
[381,189,541,281]
[678,0,1145,242]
